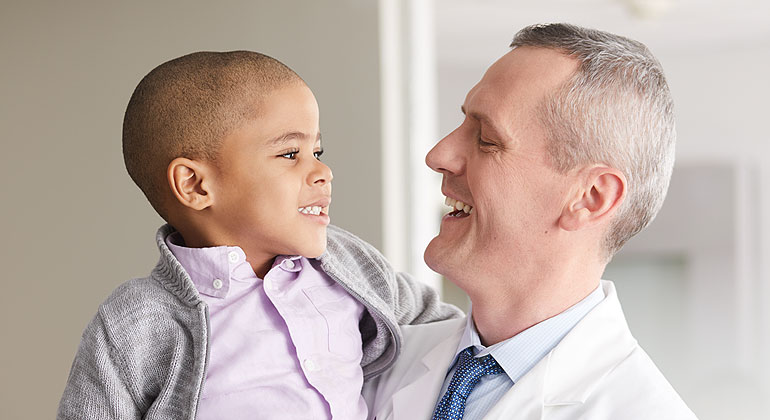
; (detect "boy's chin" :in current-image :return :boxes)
[298,243,327,259]
[295,231,328,259]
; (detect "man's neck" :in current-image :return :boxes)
[469,273,602,347]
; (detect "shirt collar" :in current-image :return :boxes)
[454,284,605,383]
[164,231,254,299]
[272,254,303,272]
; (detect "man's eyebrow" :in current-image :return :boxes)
[268,131,322,146]
[461,106,506,140]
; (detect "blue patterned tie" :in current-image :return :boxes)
[432,347,505,420]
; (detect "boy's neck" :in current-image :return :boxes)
[173,227,275,279]
[246,256,274,279]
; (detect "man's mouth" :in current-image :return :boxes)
[445,196,473,217]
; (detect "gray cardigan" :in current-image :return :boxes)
[58,224,461,420]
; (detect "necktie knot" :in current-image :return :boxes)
[432,347,504,420]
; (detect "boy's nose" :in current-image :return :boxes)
[309,160,333,186]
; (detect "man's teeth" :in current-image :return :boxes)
[298,206,325,216]
[444,196,474,214]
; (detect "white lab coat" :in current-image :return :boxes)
[363,281,698,420]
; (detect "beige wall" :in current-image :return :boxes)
[0,1,381,417]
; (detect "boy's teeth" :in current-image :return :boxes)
[297,206,325,216]
[444,196,473,214]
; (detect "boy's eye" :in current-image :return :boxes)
[314,149,324,160]
[279,149,299,159]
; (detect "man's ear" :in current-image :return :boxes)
[559,166,626,232]
[167,157,215,211]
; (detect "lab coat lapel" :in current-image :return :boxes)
[484,281,637,418]
[387,318,465,419]
[482,356,547,419]
[543,281,636,405]
[390,344,454,419]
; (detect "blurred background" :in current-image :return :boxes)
[1,0,768,418]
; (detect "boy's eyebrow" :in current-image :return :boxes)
[268,131,322,147]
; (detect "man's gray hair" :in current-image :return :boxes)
[511,23,676,260]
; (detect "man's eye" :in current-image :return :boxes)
[280,149,299,159]
[314,149,324,160]
[478,137,495,147]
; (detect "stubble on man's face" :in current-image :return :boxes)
[424,47,579,293]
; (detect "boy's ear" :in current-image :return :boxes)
[559,165,626,232]
[167,158,215,211]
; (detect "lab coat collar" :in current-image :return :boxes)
[543,280,637,405]
[483,281,636,418]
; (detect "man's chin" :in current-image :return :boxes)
[424,233,476,281]
[423,236,450,275]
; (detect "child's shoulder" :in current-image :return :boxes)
[95,276,199,337]
[102,275,172,305]
[73,276,204,403]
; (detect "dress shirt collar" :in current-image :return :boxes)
[454,284,605,383]
[165,231,280,299]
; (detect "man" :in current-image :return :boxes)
[363,23,697,419]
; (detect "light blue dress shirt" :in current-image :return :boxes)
[434,284,605,419]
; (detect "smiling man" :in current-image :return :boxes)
[363,23,697,420]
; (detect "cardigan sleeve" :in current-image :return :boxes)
[323,224,464,327]
[391,270,464,325]
[57,313,142,420]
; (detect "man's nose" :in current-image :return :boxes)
[425,128,463,175]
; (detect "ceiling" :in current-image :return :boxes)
[435,0,770,64]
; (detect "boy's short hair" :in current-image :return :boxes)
[122,51,303,220]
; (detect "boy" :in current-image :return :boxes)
[57,51,460,420]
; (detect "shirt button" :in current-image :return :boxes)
[303,358,319,372]
[228,251,239,263]
[264,278,274,291]
[282,259,296,269]
[212,279,223,290]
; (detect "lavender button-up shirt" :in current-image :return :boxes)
[166,232,367,420]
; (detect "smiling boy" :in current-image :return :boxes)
[57,51,460,420]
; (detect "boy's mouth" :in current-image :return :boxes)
[298,197,331,216]
[297,205,329,216]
